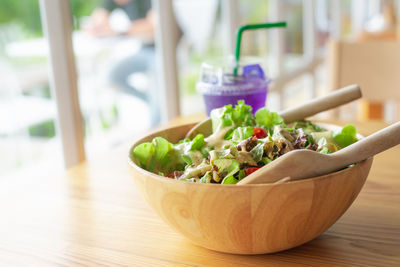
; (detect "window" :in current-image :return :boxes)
[0,0,62,177]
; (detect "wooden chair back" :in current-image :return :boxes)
[327,40,400,120]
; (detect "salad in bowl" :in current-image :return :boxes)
[131,101,358,184]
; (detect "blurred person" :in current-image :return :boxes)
[85,0,160,126]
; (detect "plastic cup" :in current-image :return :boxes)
[197,59,270,115]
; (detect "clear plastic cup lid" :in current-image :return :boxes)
[196,58,270,95]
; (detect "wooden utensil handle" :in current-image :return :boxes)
[279,84,361,123]
[333,121,400,166]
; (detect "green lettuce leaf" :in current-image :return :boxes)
[213,159,240,178]
[261,157,272,165]
[333,124,358,148]
[317,137,340,154]
[250,143,264,163]
[216,148,236,159]
[221,175,239,185]
[238,169,246,180]
[319,146,330,154]
[154,137,172,162]
[199,171,212,183]
[231,126,254,142]
[177,138,191,144]
[190,134,205,151]
[210,105,233,132]
[180,177,196,183]
[132,142,155,169]
[210,100,255,133]
[132,137,184,174]
[181,154,193,165]
[255,108,284,130]
[223,128,235,140]
[293,120,324,132]
[231,100,254,126]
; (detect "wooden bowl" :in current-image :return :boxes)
[128,123,373,254]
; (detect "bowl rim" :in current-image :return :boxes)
[127,121,370,188]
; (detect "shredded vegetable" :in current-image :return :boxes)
[132,101,358,184]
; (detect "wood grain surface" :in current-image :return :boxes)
[0,117,399,266]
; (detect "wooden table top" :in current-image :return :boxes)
[1,117,399,266]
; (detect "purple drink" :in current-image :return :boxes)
[197,64,269,115]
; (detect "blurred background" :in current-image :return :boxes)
[1,0,399,177]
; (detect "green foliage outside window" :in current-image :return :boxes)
[0,0,100,38]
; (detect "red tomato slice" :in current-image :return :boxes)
[253,127,267,139]
[166,173,175,178]
[245,167,259,176]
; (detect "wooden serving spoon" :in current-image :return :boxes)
[238,121,400,185]
[185,84,362,139]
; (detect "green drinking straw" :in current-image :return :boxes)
[234,22,287,75]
